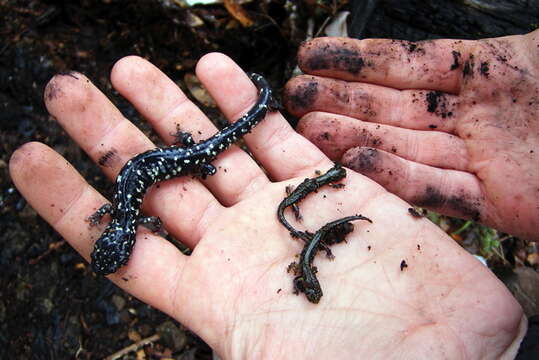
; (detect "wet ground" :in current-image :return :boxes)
[1,0,538,358]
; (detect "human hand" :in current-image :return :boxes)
[284,30,539,240]
[10,54,525,358]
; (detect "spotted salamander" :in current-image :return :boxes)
[291,215,371,303]
[90,73,278,276]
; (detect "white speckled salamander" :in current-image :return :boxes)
[89,73,278,275]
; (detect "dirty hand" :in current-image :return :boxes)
[284,30,539,240]
[10,54,525,359]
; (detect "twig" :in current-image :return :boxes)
[29,240,66,264]
[104,334,160,360]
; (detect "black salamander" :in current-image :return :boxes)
[89,73,278,276]
[278,164,372,303]
[291,215,371,303]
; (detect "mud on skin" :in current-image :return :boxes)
[425,91,455,118]
[295,33,539,238]
[450,50,461,70]
[342,147,382,174]
[284,75,377,120]
[311,125,346,160]
[298,40,368,75]
[296,116,354,161]
[283,78,318,111]
[397,39,426,55]
[413,185,481,222]
[342,150,483,222]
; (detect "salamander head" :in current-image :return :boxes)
[328,163,346,181]
[91,226,136,276]
[294,276,323,304]
[303,285,322,304]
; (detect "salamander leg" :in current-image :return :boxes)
[285,185,302,221]
[289,229,311,241]
[293,276,305,295]
[88,203,113,226]
[200,163,216,179]
[319,242,335,260]
[171,126,195,147]
[295,228,334,259]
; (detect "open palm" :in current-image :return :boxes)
[285,30,539,240]
[10,54,524,358]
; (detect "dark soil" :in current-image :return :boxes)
[1,0,538,358]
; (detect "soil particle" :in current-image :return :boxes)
[450,50,461,70]
[426,91,443,113]
[408,207,424,218]
[400,260,408,271]
[425,91,453,118]
[463,54,475,77]
[496,54,508,63]
[157,321,188,353]
[407,42,418,52]
[480,61,490,78]
[111,294,126,310]
[328,86,351,104]
[401,40,426,55]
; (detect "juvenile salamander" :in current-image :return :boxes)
[291,215,371,303]
[278,164,372,303]
[90,73,278,276]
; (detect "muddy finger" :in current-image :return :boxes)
[297,37,473,94]
[284,75,460,132]
[298,112,469,171]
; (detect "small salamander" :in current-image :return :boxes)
[90,73,278,276]
[277,163,347,239]
[291,215,371,303]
